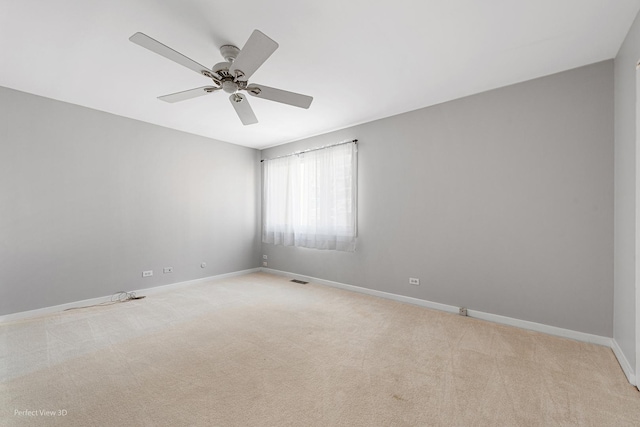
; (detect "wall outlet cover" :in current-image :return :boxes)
[409,278,420,285]
[163,267,173,273]
[142,270,153,277]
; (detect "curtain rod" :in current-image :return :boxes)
[260,139,357,163]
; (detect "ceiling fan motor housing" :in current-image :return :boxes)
[212,61,232,77]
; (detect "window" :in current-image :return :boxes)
[262,141,357,252]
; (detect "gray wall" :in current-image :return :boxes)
[0,59,618,340]
[614,10,640,374]
[0,86,261,316]
[261,61,615,337]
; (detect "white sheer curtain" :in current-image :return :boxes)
[262,141,357,251]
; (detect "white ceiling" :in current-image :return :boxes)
[1,1,639,149]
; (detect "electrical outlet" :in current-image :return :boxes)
[262,254,268,260]
[459,307,468,316]
[201,262,207,268]
[409,278,420,286]
[163,267,173,274]
[142,270,153,277]
[262,261,268,267]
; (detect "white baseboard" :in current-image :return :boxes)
[261,268,635,383]
[611,339,637,386]
[262,267,461,315]
[0,268,261,324]
[262,267,610,345]
[467,310,612,347]
[134,268,260,297]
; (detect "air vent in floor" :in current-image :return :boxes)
[291,279,308,284]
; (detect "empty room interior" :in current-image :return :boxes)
[3,0,640,425]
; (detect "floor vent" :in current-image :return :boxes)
[291,279,308,284]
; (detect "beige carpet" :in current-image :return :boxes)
[1,272,639,426]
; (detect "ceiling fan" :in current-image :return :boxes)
[129,30,313,125]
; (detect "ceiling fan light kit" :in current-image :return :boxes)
[129,30,313,125]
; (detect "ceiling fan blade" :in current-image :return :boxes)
[129,32,213,77]
[229,94,258,125]
[246,84,313,109]
[228,30,278,80]
[158,86,219,103]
